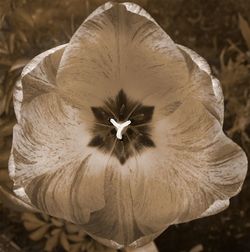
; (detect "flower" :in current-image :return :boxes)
[8,1,248,250]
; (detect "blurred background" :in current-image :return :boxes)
[0,0,249,251]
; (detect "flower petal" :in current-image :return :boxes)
[13,44,66,123]
[200,199,229,218]
[85,2,157,25]
[10,93,107,223]
[130,98,247,234]
[76,158,163,248]
[57,3,190,113]
[0,185,37,212]
[83,160,140,246]
[178,45,224,124]
[24,154,108,224]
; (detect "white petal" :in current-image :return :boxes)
[0,185,37,212]
[86,2,157,25]
[178,45,224,124]
[78,158,164,248]
[125,242,158,252]
[130,98,247,234]
[57,3,190,113]
[177,45,211,74]
[200,199,229,218]
[14,44,67,123]
[11,93,107,223]
[24,153,107,224]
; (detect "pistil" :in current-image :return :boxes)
[110,118,131,140]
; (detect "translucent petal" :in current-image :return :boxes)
[77,158,163,248]
[11,93,106,223]
[0,185,37,212]
[178,45,224,124]
[13,44,67,122]
[57,3,190,113]
[130,98,247,234]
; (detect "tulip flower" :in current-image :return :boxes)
[8,1,248,251]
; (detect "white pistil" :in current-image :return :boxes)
[110,118,131,140]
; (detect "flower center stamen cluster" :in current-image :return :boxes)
[88,90,155,164]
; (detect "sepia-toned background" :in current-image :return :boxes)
[0,0,250,251]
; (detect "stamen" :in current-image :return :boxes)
[110,118,131,140]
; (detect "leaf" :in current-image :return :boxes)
[60,232,70,251]
[51,228,61,235]
[239,13,250,49]
[41,213,50,222]
[0,118,16,137]
[65,222,79,233]
[0,187,36,212]
[51,217,64,227]
[45,233,60,252]
[29,224,50,241]
[67,234,84,242]
[0,148,10,166]
[22,212,44,223]
[190,244,204,252]
[70,243,82,252]
[15,9,34,27]
[8,33,15,54]
[23,220,45,231]
[9,58,30,72]
[0,170,10,183]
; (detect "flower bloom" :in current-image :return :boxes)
[9,1,248,250]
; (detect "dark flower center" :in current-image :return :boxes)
[88,90,155,164]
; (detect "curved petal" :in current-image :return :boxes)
[82,161,137,245]
[24,153,108,224]
[56,2,190,117]
[200,199,229,217]
[177,45,224,124]
[130,98,247,234]
[75,158,163,249]
[13,44,67,123]
[10,93,107,224]
[85,2,158,25]
[0,185,37,212]
[125,241,158,252]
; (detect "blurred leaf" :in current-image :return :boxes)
[0,235,21,252]
[190,244,204,252]
[8,34,15,54]
[22,212,45,224]
[45,232,60,252]
[0,117,16,137]
[15,9,34,28]
[23,220,46,231]
[0,186,35,212]
[65,222,81,233]
[0,148,9,166]
[51,228,61,236]
[9,58,30,72]
[0,169,10,183]
[51,217,64,227]
[0,96,6,116]
[239,13,250,49]
[70,243,82,252]
[29,224,51,241]
[60,231,70,251]
[68,234,85,242]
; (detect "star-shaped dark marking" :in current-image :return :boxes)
[88,90,155,164]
